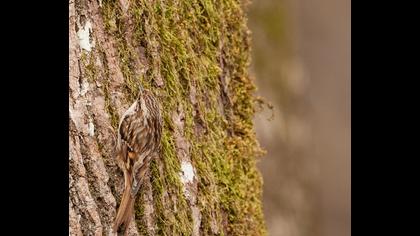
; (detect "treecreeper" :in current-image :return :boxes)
[112,86,163,235]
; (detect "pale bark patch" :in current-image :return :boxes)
[77,20,93,52]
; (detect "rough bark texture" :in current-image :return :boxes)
[69,0,265,235]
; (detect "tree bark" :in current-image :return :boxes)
[69,0,266,235]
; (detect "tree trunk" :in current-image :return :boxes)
[69,0,266,235]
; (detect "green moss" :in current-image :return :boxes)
[82,52,97,83]
[134,198,149,236]
[95,0,266,235]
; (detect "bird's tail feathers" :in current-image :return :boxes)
[113,183,135,234]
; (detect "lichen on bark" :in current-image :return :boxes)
[69,0,266,235]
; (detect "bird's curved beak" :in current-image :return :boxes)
[139,84,144,93]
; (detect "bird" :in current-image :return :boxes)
[112,86,163,235]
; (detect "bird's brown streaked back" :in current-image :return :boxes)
[113,88,162,235]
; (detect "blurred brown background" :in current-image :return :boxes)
[248,0,350,236]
